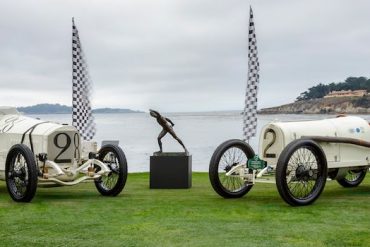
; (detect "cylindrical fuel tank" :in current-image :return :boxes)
[0,108,81,172]
[259,116,370,168]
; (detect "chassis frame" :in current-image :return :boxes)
[209,134,370,206]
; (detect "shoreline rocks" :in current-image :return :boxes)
[259,96,370,114]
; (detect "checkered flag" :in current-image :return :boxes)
[72,18,96,141]
[242,7,259,142]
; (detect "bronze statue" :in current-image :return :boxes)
[149,109,188,154]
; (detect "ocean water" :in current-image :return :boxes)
[27,112,370,172]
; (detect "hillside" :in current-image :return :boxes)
[17,104,143,114]
[259,95,370,114]
[296,77,370,101]
[18,104,71,114]
[260,76,370,114]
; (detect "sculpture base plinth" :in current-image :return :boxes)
[150,152,192,189]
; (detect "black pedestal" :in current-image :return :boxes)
[150,152,192,189]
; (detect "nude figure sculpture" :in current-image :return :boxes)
[149,109,188,154]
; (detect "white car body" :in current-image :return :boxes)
[0,107,110,186]
[259,116,370,169]
[209,115,370,206]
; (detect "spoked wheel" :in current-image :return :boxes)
[209,139,255,198]
[5,144,38,202]
[94,144,128,196]
[337,168,367,188]
[276,139,327,206]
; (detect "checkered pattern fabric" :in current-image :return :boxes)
[72,18,96,141]
[242,7,259,142]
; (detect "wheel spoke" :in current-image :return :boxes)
[286,147,321,200]
[8,152,29,199]
[99,151,120,190]
[217,146,248,193]
[345,170,363,182]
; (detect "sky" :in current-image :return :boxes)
[1,0,370,112]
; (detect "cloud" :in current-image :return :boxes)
[0,0,370,111]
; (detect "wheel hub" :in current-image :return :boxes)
[295,164,312,181]
[9,168,26,180]
[224,163,238,173]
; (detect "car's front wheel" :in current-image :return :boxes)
[5,144,38,202]
[209,139,255,198]
[94,144,128,196]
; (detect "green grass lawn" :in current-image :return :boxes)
[0,173,370,247]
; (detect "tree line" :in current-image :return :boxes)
[296,77,370,101]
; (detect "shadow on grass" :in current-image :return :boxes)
[1,178,370,204]
[207,183,370,208]
[0,182,121,202]
[34,192,102,201]
[35,185,130,202]
[10,189,370,203]
[323,184,370,197]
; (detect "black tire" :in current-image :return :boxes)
[337,168,367,188]
[276,139,327,206]
[94,144,128,196]
[209,139,255,198]
[5,144,38,202]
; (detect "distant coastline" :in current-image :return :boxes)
[259,77,370,114]
[17,103,144,114]
[259,96,370,114]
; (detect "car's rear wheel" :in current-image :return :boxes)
[5,144,38,202]
[276,139,327,206]
[94,144,127,196]
[337,168,367,187]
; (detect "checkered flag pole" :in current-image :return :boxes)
[72,18,96,141]
[242,7,259,142]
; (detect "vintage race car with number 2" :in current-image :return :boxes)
[0,107,127,202]
[209,115,370,206]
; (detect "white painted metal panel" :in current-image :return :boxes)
[259,116,370,168]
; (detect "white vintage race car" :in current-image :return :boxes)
[0,107,127,202]
[209,115,370,206]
